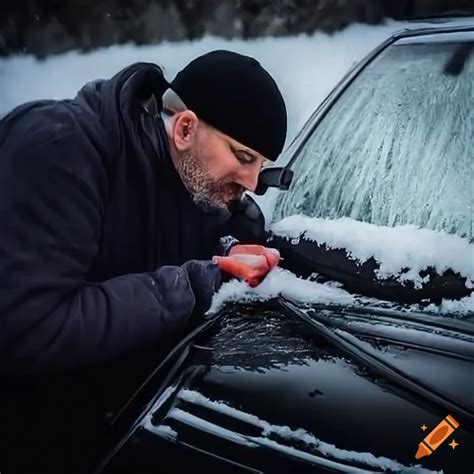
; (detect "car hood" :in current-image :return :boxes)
[104,302,474,473]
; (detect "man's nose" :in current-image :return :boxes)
[237,166,260,192]
[236,159,264,192]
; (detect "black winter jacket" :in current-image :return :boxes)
[0,63,230,375]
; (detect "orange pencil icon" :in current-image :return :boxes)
[415,415,459,459]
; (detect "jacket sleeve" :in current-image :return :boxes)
[0,105,197,375]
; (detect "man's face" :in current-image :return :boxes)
[170,112,268,210]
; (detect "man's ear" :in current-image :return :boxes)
[172,110,199,151]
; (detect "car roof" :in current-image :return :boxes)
[403,14,474,27]
[389,15,474,41]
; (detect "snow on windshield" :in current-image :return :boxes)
[210,269,474,317]
[272,215,474,288]
[211,216,474,316]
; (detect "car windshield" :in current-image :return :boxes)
[273,31,474,242]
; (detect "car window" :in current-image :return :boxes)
[274,31,474,242]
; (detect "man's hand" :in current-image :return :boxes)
[212,244,280,287]
[181,260,222,315]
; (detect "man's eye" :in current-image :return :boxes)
[234,150,255,164]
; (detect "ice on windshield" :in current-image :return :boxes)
[274,36,474,242]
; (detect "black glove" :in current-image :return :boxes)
[182,260,222,317]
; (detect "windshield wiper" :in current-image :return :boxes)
[301,302,474,335]
[444,41,473,75]
[280,298,474,430]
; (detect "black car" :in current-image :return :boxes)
[93,18,474,474]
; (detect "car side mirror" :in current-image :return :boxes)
[254,167,293,196]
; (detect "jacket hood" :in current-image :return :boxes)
[74,62,232,219]
[74,62,178,181]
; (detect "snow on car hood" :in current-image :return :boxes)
[210,216,474,316]
[172,389,442,474]
[272,215,474,288]
[210,267,474,316]
[210,267,356,313]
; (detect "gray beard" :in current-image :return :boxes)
[174,151,242,211]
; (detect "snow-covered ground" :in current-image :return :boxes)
[1,20,472,315]
[1,20,415,143]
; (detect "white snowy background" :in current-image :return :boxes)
[1,20,472,315]
[0,21,417,142]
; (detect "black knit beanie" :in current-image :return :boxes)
[170,50,287,161]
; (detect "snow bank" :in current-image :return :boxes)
[272,215,474,288]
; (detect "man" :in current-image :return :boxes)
[0,50,286,472]
[0,50,286,374]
